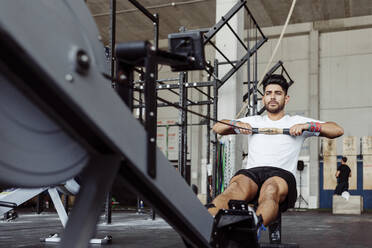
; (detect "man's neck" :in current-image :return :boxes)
[267,111,285,121]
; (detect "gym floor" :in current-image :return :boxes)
[0,209,371,248]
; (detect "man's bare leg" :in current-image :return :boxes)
[208,174,258,216]
[256,176,289,226]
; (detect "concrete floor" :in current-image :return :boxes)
[0,209,371,248]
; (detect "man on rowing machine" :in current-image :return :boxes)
[209,74,343,234]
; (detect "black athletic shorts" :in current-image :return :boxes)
[234,166,297,212]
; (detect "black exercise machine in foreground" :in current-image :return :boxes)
[0,1,261,248]
[0,1,299,247]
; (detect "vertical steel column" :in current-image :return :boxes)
[151,11,159,220]
[137,74,146,217]
[206,86,211,165]
[138,76,144,124]
[212,60,219,198]
[206,83,212,203]
[178,18,188,171]
[178,71,189,184]
[253,27,258,115]
[153,14,159,50]
[177,71,183,176]
[247,22,251,116]
[153,13,159,108]
[107,1,116,223]
[184,73,190,184]
[110,0,116,89]
[166,125,169,159]
[144,52,157,178]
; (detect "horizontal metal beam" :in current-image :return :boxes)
[134,100,213,108]
[159,100,213,107]
[135,78,179,84]
[134,81,214,90]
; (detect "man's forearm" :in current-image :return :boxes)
[319,122,344,139]
[212,119,235,135]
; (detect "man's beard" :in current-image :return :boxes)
[265,101,285,114]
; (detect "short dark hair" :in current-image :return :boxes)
[342,157,347,163]
[262,74,289,94]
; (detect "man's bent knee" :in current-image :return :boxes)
[259,177,288,203]
[259,184,280,204]
[222,175,258,202]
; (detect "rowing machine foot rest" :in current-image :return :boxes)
[245,201,299,248]
[264,212,299,247]
[210,208,259,248]
[268,211,282,244]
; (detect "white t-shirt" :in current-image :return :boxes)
[237,115,323,176]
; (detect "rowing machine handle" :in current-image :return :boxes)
[252,128,290,135]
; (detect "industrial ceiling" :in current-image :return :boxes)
[86,0,372,44]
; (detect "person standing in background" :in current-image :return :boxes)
[334,156,351,195]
